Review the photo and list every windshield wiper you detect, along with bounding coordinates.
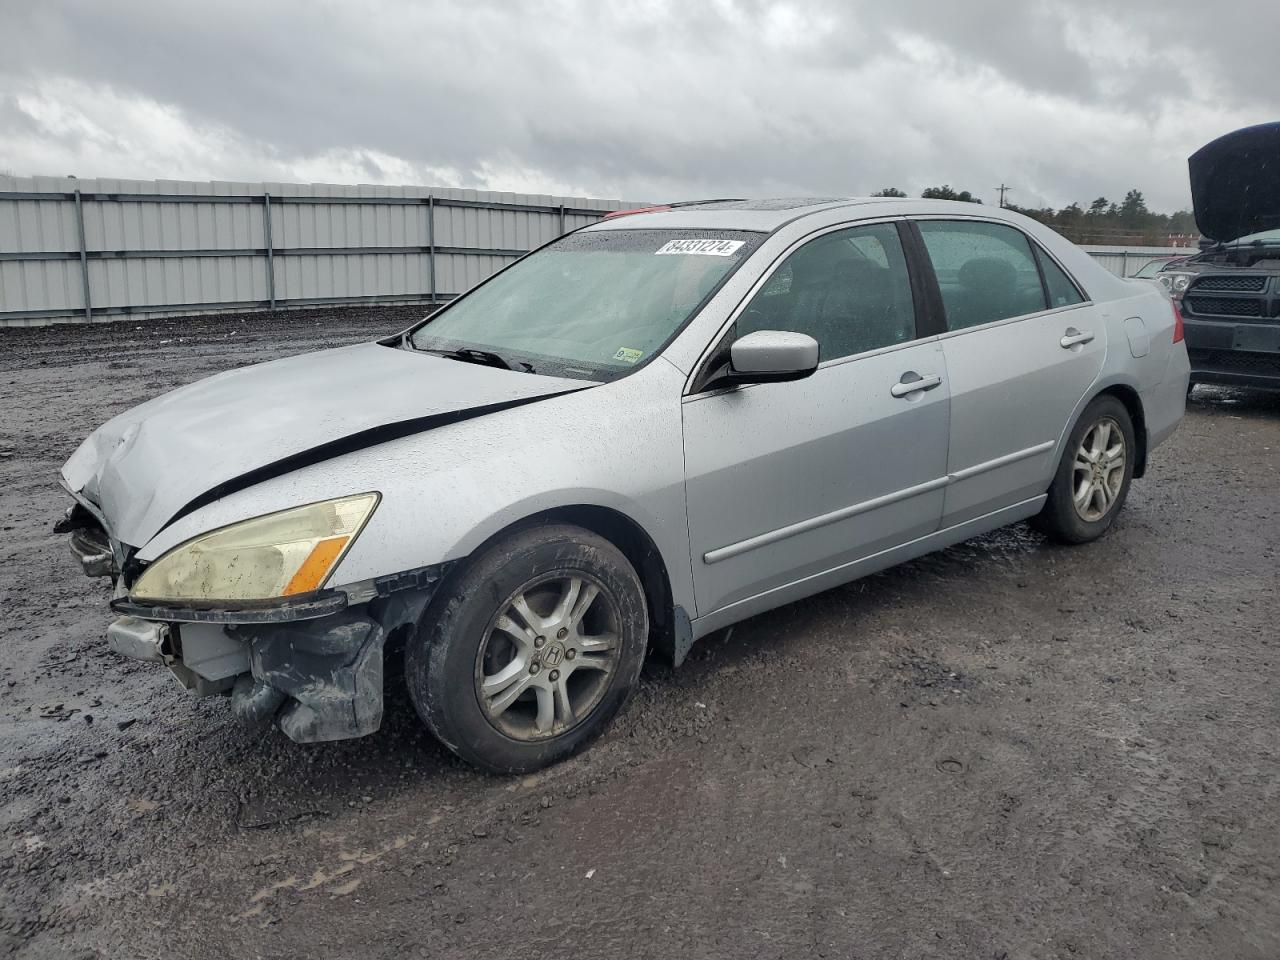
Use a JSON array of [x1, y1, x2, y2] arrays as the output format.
[[420, 346, 535, 373]]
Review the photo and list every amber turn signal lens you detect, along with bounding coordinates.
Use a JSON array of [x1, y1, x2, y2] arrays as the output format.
[[283, 536, 350, 596]]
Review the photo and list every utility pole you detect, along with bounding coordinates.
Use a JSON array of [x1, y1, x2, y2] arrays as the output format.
[[995, 183, 1011, 208]]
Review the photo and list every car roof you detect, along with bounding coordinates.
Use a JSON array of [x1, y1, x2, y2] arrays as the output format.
[[583, 197, 1011, 233], [581, 197, 1134, 304]]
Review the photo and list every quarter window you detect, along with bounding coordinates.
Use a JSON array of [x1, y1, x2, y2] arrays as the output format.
[[916, 221, 1048, 330], [1035, 246, 1086, 308], [736, 223, 916, 362]]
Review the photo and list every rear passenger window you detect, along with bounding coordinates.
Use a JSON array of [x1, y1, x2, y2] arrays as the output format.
[[1035, 247, 1086, 308], [916, 221, 1048, 330], [736, 223, 916, 362]]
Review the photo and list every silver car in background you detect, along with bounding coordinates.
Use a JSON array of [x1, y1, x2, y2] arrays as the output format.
[[59, 197, 1189, 772]]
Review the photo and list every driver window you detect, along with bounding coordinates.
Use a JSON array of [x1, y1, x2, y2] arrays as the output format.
[[735, 223, 917, 362]]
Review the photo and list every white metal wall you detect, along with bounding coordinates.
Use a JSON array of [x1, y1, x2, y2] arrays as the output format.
[[0, 176, 638, 326], [1079, 244, 1195, 278], [1, 180, 1202, 326]]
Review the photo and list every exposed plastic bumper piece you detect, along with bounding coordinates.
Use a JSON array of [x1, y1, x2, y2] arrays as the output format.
[[235, 611, 388, 743], [105, 562, 453, 743]]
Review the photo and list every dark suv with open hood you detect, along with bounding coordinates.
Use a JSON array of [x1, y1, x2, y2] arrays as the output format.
[[1169, 123, 1280, 391]]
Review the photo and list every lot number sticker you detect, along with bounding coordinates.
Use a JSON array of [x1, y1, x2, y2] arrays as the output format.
[[655, 239, 745, 256]]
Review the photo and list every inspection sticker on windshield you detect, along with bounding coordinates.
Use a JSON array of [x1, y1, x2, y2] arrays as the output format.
[[613, 347, 644, 364], [655, 238, 745, 256]]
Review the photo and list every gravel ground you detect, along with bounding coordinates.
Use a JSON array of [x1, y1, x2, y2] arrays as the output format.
[[1, 307, 1278, 959]]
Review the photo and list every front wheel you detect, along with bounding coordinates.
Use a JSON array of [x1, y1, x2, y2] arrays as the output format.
[[1032, 395, 1136, 544], [405, 523, 648, 773]]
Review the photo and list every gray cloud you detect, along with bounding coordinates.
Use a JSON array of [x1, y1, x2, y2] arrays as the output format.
[[2, 0, 1277, 211]]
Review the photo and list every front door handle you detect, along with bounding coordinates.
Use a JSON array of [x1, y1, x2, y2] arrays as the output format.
[[891, 372, 943, 398], [1060, 328, 1095, 349]]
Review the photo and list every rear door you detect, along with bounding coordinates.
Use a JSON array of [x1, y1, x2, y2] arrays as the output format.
[[682, 221, 950, 617], [912, 219, 1105, 526]]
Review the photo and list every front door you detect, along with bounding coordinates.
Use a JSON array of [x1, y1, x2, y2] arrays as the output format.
[[682, 221, 951, 617]]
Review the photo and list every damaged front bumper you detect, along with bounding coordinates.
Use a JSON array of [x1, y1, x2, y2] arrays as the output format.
[[61, 499, 451, 743], [101, 564, 450, 742]]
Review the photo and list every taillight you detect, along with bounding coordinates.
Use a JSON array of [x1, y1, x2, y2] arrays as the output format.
[[601, 205, 672, 220], [1172, 300, 1185, 343]]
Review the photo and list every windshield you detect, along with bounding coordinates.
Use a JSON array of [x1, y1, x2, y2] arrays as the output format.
[[408, 228, 762, 380], [1226, 228, 1280, 246]]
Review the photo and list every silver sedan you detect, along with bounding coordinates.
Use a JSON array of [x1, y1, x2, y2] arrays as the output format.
[[60, 198, 1189, 772]]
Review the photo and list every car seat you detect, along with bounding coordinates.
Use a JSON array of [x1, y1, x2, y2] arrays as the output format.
[[955, 257, 1020, 328]]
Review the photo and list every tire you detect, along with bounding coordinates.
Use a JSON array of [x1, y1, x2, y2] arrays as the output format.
[[405, 523, 648, 773], [1032, 395, 1136, 545]]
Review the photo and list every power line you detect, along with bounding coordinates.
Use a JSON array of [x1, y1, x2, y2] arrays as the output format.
[[995, 183, 1011, 207]]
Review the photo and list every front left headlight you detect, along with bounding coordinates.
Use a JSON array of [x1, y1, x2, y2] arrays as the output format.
[[1157, 272, 1194, 298], [132, 492, 380, 604]]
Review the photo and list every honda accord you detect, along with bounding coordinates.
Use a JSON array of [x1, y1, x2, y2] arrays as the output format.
[[59, 197, 1189, 772]]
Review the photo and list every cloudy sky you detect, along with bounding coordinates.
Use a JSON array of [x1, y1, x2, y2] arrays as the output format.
[[2, 0, 1276, 212]]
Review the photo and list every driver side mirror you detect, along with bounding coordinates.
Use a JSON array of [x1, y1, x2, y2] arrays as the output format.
[[723, 330, 820, 385]]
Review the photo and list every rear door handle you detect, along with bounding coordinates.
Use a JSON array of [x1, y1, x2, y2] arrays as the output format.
[[1060, 328, 1095, 348], [891, 372, 943, 398]]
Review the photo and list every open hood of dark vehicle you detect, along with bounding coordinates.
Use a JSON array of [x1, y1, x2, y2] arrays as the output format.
[[1189, 122, 1280, 243]]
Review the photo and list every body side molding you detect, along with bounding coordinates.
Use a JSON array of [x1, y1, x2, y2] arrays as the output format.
[[703, 440, 1055, 564]]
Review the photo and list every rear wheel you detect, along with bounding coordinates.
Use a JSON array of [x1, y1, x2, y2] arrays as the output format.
[[1033, 395, 1136, 544], [405, 523, 648, 773]]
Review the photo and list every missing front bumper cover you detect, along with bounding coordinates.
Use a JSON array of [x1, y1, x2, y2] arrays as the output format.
[[102, 562, 452, 743], [232, 576, 444, 742]]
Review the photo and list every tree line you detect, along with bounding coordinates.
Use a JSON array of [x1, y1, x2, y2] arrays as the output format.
[[870, 186, 1199, 246]]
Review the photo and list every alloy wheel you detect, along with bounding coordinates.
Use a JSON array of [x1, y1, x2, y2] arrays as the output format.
[[474, 573, 622, 741], [1071, 416, 1126, 522]]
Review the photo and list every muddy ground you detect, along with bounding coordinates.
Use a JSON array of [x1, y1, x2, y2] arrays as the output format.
[[1, 307, 1278, 959]]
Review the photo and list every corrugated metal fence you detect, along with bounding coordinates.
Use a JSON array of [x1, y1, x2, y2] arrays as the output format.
[[0, 177, 1200, 326], [0, 176, 640, 326], [1078, 245, 1195, 278]]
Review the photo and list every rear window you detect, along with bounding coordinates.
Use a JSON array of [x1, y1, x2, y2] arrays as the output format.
[[917, 220, 1048, 330]]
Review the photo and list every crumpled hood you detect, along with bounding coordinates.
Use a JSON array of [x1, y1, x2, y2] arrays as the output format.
[[62, 342, 582, 546], [1189, 122, 1280, 242]]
